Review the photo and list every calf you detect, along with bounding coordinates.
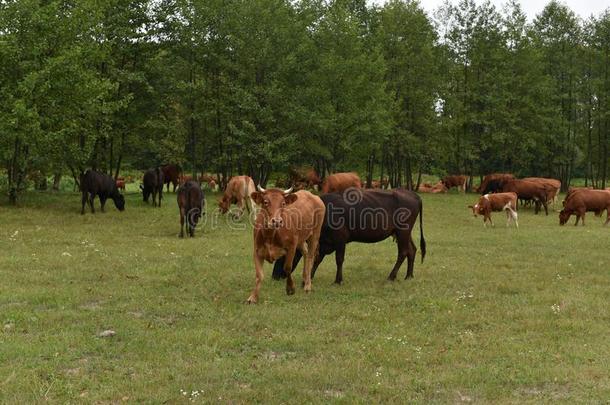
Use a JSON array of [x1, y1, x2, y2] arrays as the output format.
[[218, 175, 256, 219], [418, 181, 448, 193], [273, 189, 426, 284], [559, 189, 610, 226], [141, 167, 164, 207], [441, 175, 467, 192], [161, 164, 182, 192], [321, 172, 362, 194], [177, 181, 205, 237], [80, 170, 125, 214], [502, 180, 550, 215], [469, 192, 518, 227], [247, 187, 325, 304]]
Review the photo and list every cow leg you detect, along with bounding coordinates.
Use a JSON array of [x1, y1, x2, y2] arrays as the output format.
[[405, 237, 417, 279], [100, 196, 107, 212], [152, 191, 156, 207], [574, 215, 580, 226], [89, 193, 95, 213], [247, 253, 265, 304], [158, 188, 163, 207], [284, 248, 296, 295], [173, 181, 177, 193], [543, 201, 548, 216], [300, 242, 312, 292], [81, 192, 87, 215], [311, 252, 326, 280], [179, 208, 185, 238], [605, 211, 610, 226], [581, 213, 585, 226], [334, 244, 345, 284], [388, 235, 408, 281]]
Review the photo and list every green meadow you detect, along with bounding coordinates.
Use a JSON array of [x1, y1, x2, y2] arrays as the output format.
[[1, 188, 609, 403]]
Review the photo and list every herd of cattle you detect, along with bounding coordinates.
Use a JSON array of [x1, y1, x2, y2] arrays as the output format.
[[77, 165, 608, 302]]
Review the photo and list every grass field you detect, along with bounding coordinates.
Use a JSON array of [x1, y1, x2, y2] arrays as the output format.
[[1, 187, 609, 403]]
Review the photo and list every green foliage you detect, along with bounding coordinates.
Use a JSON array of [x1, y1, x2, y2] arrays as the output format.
[[1, 0, 610, 202]]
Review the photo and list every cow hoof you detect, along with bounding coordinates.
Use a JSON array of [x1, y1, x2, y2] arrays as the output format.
[[246, 296, 257, 304], [286, 287, 295, 295]]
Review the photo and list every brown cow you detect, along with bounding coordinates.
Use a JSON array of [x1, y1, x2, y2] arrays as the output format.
[[247, 187, 325, 304], [469, 192, 518, 227], [218, 175, 256, 219], [477, 173, 515, 194], [115, 177, 126, 191], [418, 181, 448, 193], [441, 175, 467, 192], [502, 179, 550, 215], [321, 172, 362, 194], [522, 177, 561, 205], [559, 189, 610, 226], [161, 164, 182, 192]]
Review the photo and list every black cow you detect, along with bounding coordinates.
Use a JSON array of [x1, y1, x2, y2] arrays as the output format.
[[272, 188, 426, 283], [162, 164, 182, 193], [80, 170, 125, 215], [177, 181, 205, 238], [140, 167, 164, 207]]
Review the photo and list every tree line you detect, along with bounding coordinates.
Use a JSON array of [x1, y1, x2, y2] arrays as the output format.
[[1, 0, 609, 204]]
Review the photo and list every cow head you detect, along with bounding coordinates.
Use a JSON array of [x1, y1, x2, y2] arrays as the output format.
[[558, 209, 571, 225], [251, 186, 297, 229], [114, 193, 125, 211], [468, 204, 480, 217], [218, 195, 231, 214]]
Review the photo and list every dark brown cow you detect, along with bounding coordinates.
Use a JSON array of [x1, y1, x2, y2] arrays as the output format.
[[273, 188, 426, 283], [177, 181, 205, 237], [247, 187, 325, 304], [502, 179, 550, 215], [469, 192, 518, 227], [321, 172, 362, 194], [141, 167, 164, 207], [441, 175, 467, 192], [288, 166, 321, 189], [218, 175, 256, 219], [161, 164, 182, 192], [80, 170, 125, 214], [477, 173, 515, 194], [559, 189, 610, 226]]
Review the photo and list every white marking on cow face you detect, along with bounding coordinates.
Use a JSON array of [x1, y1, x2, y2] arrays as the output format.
[[473, 204, 479, 217]]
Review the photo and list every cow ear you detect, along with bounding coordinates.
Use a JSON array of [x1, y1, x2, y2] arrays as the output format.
[[251, 191, 264, 205], [284, 193, 298, 205]]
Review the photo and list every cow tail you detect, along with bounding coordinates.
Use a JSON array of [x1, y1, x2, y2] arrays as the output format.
[[419, 197, 426, 263]]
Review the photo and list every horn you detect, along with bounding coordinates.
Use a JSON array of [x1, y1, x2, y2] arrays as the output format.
[[283, 186, 294, 194], [257, 184, 266, 192]]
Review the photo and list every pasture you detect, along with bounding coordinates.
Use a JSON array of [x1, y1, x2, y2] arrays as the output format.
[[1, 189, 609, 403]]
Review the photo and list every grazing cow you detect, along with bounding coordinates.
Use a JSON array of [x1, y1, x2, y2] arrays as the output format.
[[218, 175, 256, 218], [177, 181, 205, 237], [418, 181, 448, 193], [441, 175, 467, 192], [115, 177, 126, 191], [161, 164, 182, 192], [288, 166, 321, 189], [272, 188, 426, 284], [478, 173, 515, 194], [522, 177, 561, 205], [199, 173, 218, 190], [559, 189, 610, 226], [140, 167, 164, 207], [80, 170, 125, 215], [469, 192, 518, 227], [502, 179, 550, 215], [321, 172, 362, 194], [247, 187, 325, 304]]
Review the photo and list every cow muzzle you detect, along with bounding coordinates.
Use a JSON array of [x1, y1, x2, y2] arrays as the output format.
[[269, 217, 284, 229]]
